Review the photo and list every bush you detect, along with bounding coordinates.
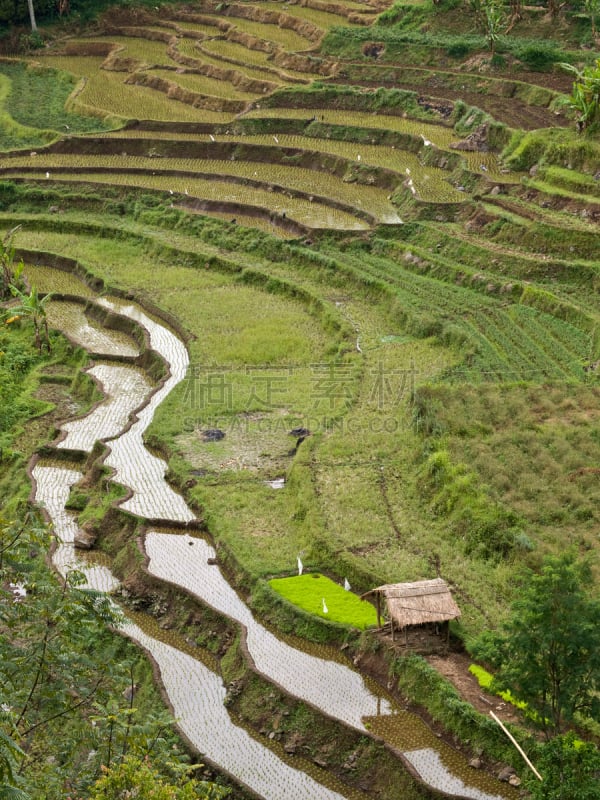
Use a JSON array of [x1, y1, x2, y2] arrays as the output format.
[[446, 41, 474, 59], [516, 44, 561, 71], [87, 755, 228, 800]]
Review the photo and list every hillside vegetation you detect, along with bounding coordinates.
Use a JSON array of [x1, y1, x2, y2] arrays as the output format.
[[0, 0, 599, 795]]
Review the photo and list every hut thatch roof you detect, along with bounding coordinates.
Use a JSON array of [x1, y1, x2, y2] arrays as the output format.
[[362, 578, 460, 629]]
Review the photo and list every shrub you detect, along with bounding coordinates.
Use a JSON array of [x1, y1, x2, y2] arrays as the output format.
[[516, 44, 561, 71], [446, 41, 473, 59]]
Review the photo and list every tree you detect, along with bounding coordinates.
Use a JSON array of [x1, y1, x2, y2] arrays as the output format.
[[0, 729, 29, 800], [4, 286, 53, 354], [547, 0, 565, 18], [87, 755, 229, 800], [560, 59, 600, 131], [477, 554, 600, 736], [26, 0, 37, 31], [481, 0, 506, 55], [0, 228, 24, 301], [584, 0, 600, 38], [523, 733, 600, 800]]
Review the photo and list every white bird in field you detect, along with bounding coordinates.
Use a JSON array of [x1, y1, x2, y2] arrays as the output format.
[[344, 578, 351, 591], [273, 135, 279, 143], [357, 154, 361, 161], [420, 133, 431, 146], [169, 189, 174, 195], [297, 556, 303, 576], [209, 134, 215, 142], [9, 582, 27, 600], [45, 171, 50, 178], [405, 167, 410, 176], [322, 598, 328, 614]]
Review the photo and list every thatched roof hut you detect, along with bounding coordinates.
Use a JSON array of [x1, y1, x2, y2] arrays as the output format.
[[362, 578, 461, 642]]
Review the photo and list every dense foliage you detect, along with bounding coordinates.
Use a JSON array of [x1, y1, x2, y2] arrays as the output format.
[[473, 553, 600, 736], [523, 733, 600, 800], [85, 755, 228, 800]]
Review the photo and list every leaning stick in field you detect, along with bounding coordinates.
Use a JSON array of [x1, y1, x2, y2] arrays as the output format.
[[489, 710, 543, 781]]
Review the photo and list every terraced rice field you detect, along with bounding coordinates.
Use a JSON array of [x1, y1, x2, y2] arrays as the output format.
[[3, 1, 600, 797], [38, 54, 234, 121], [196, 38, 318, 79], [204, 17, 318, 51], [146, 67, 259, 100], [83, 35, 177, 65], [45, 300, 140, 357], [259, 2, 365, 29], [4, 171, 371, 228], [173, 40, 287, 84], [28, 273, 515, 800]]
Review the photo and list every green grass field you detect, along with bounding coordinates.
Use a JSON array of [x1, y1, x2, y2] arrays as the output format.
[[269, 573, 379, 629]]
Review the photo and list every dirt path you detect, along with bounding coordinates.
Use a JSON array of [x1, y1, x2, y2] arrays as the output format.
[[426, 651, 522, 727]]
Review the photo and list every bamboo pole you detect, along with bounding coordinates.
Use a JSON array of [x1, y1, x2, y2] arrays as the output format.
[[489, 711, 543, 781]]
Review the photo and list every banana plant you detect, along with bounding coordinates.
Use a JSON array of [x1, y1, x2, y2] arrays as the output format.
[[560, 59, 600, 130], [4, 286, 53, 354], [0, 229, 24, 302]]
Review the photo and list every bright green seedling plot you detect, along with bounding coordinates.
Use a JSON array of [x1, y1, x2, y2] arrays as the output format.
[[469, 664, 528, 711], [269, 574, 379, 629]]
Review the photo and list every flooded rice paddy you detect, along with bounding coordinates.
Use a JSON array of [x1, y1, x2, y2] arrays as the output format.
[[58, 362, 150, 452], [33, 462, 121, 594], [32, 462, 350, 799], [145, 530, 392, 731], [46, 299, 140, 356], [29, 268, 514, 800]]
